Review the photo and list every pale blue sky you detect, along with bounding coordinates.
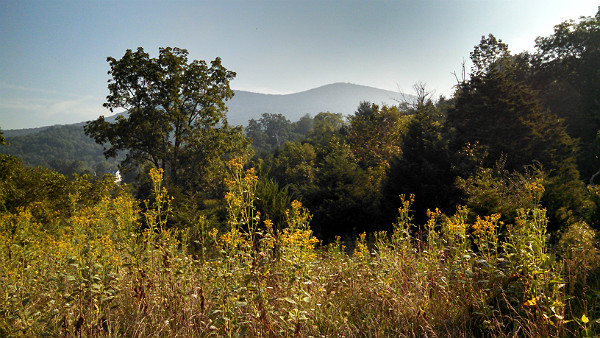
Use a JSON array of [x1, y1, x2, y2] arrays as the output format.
[[1, 0, 598, 129]]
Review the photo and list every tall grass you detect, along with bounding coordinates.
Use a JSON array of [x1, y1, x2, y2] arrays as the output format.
[[0, 163, 599, 337]]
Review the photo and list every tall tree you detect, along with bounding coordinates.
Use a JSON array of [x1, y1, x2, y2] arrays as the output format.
[[447, 35, 578, 174], [305, 112, 345, 147], [528, 8, 600, 182], [383, 99, 459, 225], [307, 137, 378, 239], [85, 47, 248, 191], [346, 102, 407, 170], [292, 114, 315, 136], [447, 35, 584, 229]]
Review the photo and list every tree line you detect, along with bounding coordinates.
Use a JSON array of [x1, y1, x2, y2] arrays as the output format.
[[0, 124, 120, 177]]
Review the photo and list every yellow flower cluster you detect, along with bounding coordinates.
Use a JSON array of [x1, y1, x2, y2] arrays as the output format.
[[263, 218, 274, 231], [525, 179, 545, 204], [227, 157, 245, 171], [149, 167, 164, 184], [446, 218, 466, 233], [425, 208, 442, 231], [446, 206, 469, 235], [472, 213, 502, 238], [285, 200, 312, 232], [397, 194, 415, 215], [525, 180, 545, 194], [224, 158, 259, 230], [291, 200, 303, 210], [243, 168, 258, 184], [280, 228, 319, 263], [353, 232, 369, 259], [218, 228, 249, 254]]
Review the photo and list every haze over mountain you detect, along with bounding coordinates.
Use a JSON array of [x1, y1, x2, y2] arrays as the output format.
[[1, 82, 409, 173], [4, 82, 407, 136], [226, 82, 406, 125]]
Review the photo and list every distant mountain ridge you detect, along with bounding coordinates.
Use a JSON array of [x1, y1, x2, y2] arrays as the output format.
[[227, 82, 405, 125], [1, 82, 408, 173], [4, 82, 407, 137]]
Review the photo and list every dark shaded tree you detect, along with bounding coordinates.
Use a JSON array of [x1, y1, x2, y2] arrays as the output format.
[[528, 8, 600, 182], [448, 35, 585, 230], [292, 114, 315, 136], [306, 137, 379, 240], [447, 35, 578, 174], [305, 112, 345, 147], [246, 119, 270, 154], [383, 99, 459, 225], [270, 141, 317, 195]]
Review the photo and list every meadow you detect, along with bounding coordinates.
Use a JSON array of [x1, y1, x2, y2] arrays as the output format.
[[1, 160, 599, 337]]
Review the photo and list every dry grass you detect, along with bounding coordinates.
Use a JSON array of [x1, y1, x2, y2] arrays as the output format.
[[0, 165, 598, 337]]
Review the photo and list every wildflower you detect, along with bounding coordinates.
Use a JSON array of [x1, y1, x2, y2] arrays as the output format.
[[291, 200, 302, 210], [525, 180, 545, 194], [243, 168, 258, 183], [472, 213, 502, 238], [264, 219, 274, 231], [353, 232, 369, 259], [525, 179, 545, 203], [227, 157, 244, 171], [522, 297, 537, 307], [148, 167, 164, 184], [446, 217, 466, 234], [425, 208, 442, 231]]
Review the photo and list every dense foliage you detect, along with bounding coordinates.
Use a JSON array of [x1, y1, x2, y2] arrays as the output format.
[[1, 8, 600, 337], [0, 124, 119, 177], [84, 47, 250, 195], [0, 156, 599, 337]]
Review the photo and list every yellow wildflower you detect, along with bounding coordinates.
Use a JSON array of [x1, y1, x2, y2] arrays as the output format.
[[522, 297, 537, 307], [227, 157, 244, 171], [472, 213, 502, 238], [264, 219, 273, 231], [425, 208, 442, 231], [149, 167, 164, 184], [291, 200, 302, 210]]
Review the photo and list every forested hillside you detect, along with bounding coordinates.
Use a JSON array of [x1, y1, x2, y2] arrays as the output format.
[[0, 83, 401, 177], [1, 124, 119, 177], [1, 9, 600, 338]]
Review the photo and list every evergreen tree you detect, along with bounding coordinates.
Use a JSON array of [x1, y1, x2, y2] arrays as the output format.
[[529, 8, 600, 182], [448, 35, 585, 229], [383, 100, 459, 225]]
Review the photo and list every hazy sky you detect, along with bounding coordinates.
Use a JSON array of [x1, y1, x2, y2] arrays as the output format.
[[1, 0, 598, 129]]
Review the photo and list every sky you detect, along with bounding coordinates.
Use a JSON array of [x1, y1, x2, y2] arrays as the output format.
[[1, 0, 598, 130]]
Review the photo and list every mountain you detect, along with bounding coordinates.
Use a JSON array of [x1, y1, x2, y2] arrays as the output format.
[[3, 122, 86, 138], [1, 83, 408, 172], [226, 82, 405, 125], [3, 82, 406, 137], [1, 123, 120, 176]]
